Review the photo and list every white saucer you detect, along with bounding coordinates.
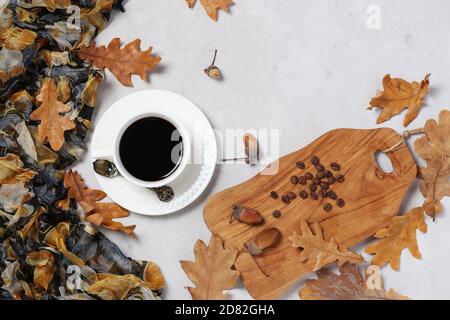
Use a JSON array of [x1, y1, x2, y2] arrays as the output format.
[[90, 90, 217, 215]]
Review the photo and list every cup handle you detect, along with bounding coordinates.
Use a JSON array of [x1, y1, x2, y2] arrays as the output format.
[[92, 148, 114, 162]]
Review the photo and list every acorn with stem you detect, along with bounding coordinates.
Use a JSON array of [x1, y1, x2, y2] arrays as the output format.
[[205, 49, 222, 79]]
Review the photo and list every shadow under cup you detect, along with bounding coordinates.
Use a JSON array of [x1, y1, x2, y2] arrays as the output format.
[[118, 116, 184, 183]]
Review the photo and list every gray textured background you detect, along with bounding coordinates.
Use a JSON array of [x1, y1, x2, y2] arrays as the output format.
[[5, 0, 450, 299]]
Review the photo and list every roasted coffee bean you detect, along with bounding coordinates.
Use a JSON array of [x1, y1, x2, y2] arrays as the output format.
[[318, 189, 328, 198], [330, 162, 341, 171], [272, 210, 282, 218], [336, 174, 345, 183], [299, 190, 308, 199], [336, 198, 345, 207], [282, 195, 290, 204], [290, 176, 299, 184], [324, 170, 332, 178], [315, 164, 325, 171], [305, 172, 313, 180], [298, 176, 307, 185], [270, 191, 278, 199], [316, 171, 325, 179], [327, 177, 336, 184], [309, 184, 318, 192], [310, 192, 319, 200], [296, 161, 305, 169], [311, 156, 320, 165], [312, 178, 321, 185], [320, 182, 330, 190], [323, 203, 332, 212], [328, 190, 337, 200], [287, 192, 296, 200]]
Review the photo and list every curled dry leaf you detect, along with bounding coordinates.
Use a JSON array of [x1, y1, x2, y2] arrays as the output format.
[[0, 26, 37, 50], [368, 74, 430, 126], [87, 274, 154, 300], [186, 0, 234, 21], [365, 207, 427, 271], [144, 261, 165, 292], [0, 153, 37, 184], [245, 228, 281, 256], [180, 235, 239, 300], [64, 170, 135, 236], [414, 109, 450, 218], [77, 38, 161, 87], [30, 78, 76, 151], [299, 263, 409, 300], [289, 221, 363, 271], [26, 250, 56, 290]]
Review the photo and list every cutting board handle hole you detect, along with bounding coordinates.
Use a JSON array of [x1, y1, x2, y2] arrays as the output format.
[[375, 150, 394, 174]]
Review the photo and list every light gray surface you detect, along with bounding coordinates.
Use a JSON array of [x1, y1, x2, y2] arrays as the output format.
[[69, 0, 450, 299]]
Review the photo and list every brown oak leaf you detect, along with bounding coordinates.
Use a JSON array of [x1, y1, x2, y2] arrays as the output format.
[[76, 38, 161, 87], [414, 110, 450, 218], [289, 221, 363, 271], [365, 207, 427, 271], [0, 153, 37, 185], [30, 78, 76, 151], [64, 170, 135, 236], [299, 263, 409, 300], [368, 74, 430, 126], [180, 235, 239, 300], [64, 170, 106, 213], [186, 0, 234, 21]]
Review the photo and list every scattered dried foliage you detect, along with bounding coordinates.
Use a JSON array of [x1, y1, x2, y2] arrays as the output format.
[[414, 109, 450, 218], [77, 38, 161, 87], [180, 235, 239, 300], [368, 74, 430, 126], [365, 207, 427, 271], [289, 221, 363, 271], [299, 263, 409, 300]]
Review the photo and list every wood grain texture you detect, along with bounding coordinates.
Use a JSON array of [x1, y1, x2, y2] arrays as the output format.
[[203, 128, 417, 299]]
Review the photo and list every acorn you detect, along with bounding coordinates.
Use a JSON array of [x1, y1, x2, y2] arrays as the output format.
[[245, 228, 282, 256], [230, 204, 264, 225], [204, 49, 222, 79]]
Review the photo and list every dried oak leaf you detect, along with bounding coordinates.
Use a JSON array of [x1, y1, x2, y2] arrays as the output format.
[[414, 109, 450, 218], [76, 38, 161, 87], [30, 78, 76, 151], [368, 74, 430, 126], [64, 169, 106, 213], [0, 153, 37, 184], [365, 207, 427, 271], [289, 221, 363, 271], [64, 170, 135, 236], [180, 235, 239, 300], [186, 0, 234, 21], [299, 263, 409, 300], [26, 250, 56, 290]]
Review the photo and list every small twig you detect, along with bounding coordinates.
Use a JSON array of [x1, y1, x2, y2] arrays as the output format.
[[211, 49, 218, 66], [381, 127, 426, 153]]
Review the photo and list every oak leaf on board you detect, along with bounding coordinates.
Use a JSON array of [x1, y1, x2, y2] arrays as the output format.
[[186, 0, 234, 21], [368, 74, 430, 126], [30, 78, 76, 151], [26, 250, 56, 290], [289, 221, 363, 271], [64, 170, 135, 236], [180, 235, 239, 300], [76, 38, 161, 87], [414, 109, 450, 218], [365, 207, 427, 271], [299, 263, 409, 300]]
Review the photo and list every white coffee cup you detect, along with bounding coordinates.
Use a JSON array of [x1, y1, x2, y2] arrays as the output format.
[[92, 111, 191, 189]]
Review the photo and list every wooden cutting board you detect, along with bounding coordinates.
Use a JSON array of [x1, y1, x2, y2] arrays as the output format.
[[203, 128, 417, 300]]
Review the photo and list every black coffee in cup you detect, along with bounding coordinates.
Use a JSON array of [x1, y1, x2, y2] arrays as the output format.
[[119, 117, 183, 182]]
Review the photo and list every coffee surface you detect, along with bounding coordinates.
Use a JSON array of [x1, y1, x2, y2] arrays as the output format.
[[119, 117, 183, 181]]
